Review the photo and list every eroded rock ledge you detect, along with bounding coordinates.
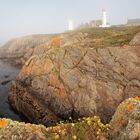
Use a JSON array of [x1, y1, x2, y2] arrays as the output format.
[[0, 116, 110, 140], [8, 30, 140, 126]]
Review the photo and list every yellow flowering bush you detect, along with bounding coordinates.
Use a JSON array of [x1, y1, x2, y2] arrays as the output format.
[[45, 116, 110, 140]]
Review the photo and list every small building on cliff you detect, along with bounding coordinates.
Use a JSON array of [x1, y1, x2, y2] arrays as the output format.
[[77, 20, 102, 29], [127, 18, 140, 26]]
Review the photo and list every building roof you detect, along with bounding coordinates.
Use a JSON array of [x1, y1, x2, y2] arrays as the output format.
[[90, 20, 102, 24], [127, 18, 140, 25]]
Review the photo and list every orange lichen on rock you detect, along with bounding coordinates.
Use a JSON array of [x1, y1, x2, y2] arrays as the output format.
[[127, 102, 134, 111], [135, 97, 140, 101], [26, 125, 37, 133], [59, 89, 67, 99], [52, 37, 60, 43], [19, 66, 31, 78], [50, 37, 61, 48], [118, 112, 123, 115], [110, 97, 140, 139], [117, 119, 123, 126], [0, 119, 8, 129]]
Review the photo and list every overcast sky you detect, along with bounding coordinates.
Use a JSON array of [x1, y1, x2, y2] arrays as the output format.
[[0, 0, 140, 45]]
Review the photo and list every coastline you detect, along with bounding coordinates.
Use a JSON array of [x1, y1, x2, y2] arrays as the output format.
[[0, 60, 26, 121]]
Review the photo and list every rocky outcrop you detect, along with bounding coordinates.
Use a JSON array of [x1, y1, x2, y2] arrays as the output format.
[[0, 35, 54, 66], [0, 117, 109, 140], [109, 97, 140, 140], [1, 26, 140, 66], [0, 118, 47, 140], [8, 29, 140, 126]]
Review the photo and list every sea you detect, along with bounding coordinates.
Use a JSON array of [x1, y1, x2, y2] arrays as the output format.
[[0, 60, 25, 121]]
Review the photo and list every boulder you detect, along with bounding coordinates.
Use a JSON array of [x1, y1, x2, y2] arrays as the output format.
[[110, 97, 140, 140], [8, 33, 140, 126]]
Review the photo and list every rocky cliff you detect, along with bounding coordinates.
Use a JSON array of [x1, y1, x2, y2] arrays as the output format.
[[0, 26, 140, 66], [8, 26, 140, 127], [0, 34, 54, 66]]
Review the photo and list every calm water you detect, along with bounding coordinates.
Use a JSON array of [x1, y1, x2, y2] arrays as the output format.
[[0, 60, 24, 121]]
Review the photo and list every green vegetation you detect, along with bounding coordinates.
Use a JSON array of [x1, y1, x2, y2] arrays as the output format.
[[73, 26, 140, 48], [45, 116, 110, 140]]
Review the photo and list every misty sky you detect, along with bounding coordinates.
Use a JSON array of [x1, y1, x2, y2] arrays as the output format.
[[0, 0, 140, 45]]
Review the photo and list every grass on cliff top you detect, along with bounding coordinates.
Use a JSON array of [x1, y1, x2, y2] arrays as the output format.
[[72, 25, 140, 48]]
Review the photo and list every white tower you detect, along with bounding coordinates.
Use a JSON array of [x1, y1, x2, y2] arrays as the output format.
[[102, 9, 107, 27], [101, 9, 110, 27], [68, 20, 74, 31]]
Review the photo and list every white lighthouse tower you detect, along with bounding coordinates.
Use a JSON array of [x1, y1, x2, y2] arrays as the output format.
[[68, 20, 74, 31], [101, 9, 110, 27]]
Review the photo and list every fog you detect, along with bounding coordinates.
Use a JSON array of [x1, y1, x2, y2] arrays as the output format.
[[0, 0, 140, 46]]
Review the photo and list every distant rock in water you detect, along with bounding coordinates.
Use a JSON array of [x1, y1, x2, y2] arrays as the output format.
[[4, 75, 9, 78], [1, 80, 11, 85], [8, 28, 140, 126]]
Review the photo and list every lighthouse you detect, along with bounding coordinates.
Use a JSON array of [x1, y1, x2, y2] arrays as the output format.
[[68, 20, 74, 31], [101, 9, 110, 27], [102, 9, 107, 27]]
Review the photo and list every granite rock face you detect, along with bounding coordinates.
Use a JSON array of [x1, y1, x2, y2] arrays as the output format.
[[110, 97, 140, 140], [8, 30, 140, 126]]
